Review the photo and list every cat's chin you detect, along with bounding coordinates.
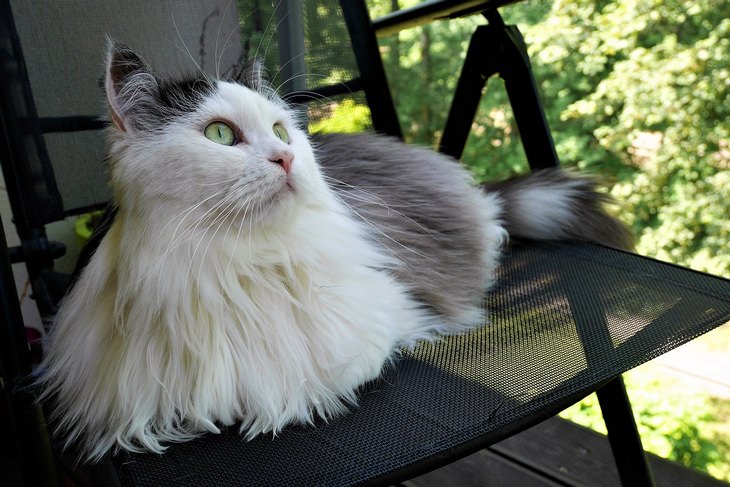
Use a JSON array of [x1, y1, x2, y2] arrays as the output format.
[[278, 174, 298, 199], [254, 179, 301, 223], [282, 174, 296, 193]]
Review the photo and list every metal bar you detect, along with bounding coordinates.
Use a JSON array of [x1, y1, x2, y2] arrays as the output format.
[[493, 12, 559, 169], [275, 0, 306, 95], [597, 376, 656, 487], [373, 0, 519, 37], [438, 25, 498, 159], [37, 116, 107, 133], [285, 78, 365, 105], [438, 10, 559, 168], [0, 216, 58, 486], [340, 0, 402, 138], [0, 0, 64, 229], [276, 0, 308, 121]]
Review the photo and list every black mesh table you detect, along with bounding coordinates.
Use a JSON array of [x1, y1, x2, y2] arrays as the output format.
[[106, 241, 730, 486]]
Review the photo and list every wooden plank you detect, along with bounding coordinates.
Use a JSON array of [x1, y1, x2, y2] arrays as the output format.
[[404, 417, 727, 487], [493, 417, 727, 487], [401, 447, 565, 487]]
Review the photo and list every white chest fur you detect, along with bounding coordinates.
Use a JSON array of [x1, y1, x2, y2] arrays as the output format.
[[40, 194, 438, 458]]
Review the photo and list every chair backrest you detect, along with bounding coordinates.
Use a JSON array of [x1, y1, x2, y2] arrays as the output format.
[[1, 0, 397, 229], [237, 1, 401, 137], [1, 0, 242, 228]]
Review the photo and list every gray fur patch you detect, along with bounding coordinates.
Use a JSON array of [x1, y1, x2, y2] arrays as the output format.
[[315, 133, 634, 324], [314, 133, 494, 324]]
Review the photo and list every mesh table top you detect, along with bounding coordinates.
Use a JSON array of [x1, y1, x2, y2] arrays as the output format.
[[111, 241, 730, 486]]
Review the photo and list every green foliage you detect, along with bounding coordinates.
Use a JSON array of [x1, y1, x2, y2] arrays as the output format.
[[369, 0, 729, 277], [560, 374, 730, 481], [543, 1, 730, 275], [309, 99, 372, 133]]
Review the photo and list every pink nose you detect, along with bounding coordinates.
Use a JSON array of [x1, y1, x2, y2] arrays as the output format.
[[269, 150, 293, 174]]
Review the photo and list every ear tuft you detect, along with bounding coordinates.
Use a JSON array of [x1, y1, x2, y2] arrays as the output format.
[[231, 58, 265, 93], [107, 41, 150, 91], [104, 39, 158, 132]]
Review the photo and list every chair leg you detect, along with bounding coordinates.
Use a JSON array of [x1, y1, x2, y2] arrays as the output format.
[[0, 218, 58, 486], [492, 13, 559, 170], [439, 9, 559, 170], [438, 24, 497, 159], [340, 0, 403, 138], [596, 376, 655, 487]]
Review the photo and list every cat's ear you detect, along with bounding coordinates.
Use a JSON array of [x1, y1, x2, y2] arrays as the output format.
[[104, 40, 158, 132], [237, 59, 265, 92]]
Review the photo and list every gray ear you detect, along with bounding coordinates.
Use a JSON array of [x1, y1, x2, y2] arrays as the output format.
[[228, 58, 265, 92], [104, 40, 158, 131]]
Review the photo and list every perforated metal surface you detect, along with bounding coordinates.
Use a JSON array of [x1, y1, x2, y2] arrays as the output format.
[[112, 241, 730, 486]]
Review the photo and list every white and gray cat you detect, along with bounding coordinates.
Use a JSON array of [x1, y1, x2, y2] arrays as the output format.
[[36, 42, 631, 461]]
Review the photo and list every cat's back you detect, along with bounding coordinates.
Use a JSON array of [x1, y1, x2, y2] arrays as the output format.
[[313, 132, 506, 326], [314, 132, 472, 196]]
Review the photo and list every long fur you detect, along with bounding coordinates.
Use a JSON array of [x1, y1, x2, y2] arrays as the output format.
[[36, 42, 631, 461]]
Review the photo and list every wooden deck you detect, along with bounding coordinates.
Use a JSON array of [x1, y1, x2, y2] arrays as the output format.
[[402, 417, 728, 486]]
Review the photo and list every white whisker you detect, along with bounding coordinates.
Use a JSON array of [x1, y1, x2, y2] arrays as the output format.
[[214, 0, 235, 80], [169, 14, 213, 85], [184, 189, 244, 295], [272, 51, 308, 85], [316, 187, 434, 262], [284, 91, 339, 107], [253, 0, 283, 62], [322, 175, 437, 237], [194, 188, 245, 290], [224, 190, 261, 280], [261, 6, 291, 67]]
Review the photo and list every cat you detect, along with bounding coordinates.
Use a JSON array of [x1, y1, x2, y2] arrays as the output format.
[[35, 41, 632, 462]]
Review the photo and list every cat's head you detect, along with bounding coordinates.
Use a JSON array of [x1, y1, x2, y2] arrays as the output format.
[[103, 40, 322, 227]]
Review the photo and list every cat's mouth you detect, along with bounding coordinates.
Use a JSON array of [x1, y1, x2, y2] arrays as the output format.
[[282, 172, 296, 193], [251, 178, 297, 221], [266, 176, 295, 206]]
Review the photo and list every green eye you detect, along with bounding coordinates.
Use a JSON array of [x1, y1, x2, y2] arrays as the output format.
[[204, 121, 235, 146], [273, 123, 289, 144]]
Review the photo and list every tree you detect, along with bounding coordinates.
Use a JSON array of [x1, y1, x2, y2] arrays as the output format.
[[371, 0, 729, 276], [519, 0, 729, 275]]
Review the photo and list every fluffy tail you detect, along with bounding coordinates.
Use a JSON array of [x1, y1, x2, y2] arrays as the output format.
[[485, 168, 634, 250]]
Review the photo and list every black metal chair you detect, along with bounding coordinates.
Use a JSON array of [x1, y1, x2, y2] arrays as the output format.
[[1, 1, 729, 485]]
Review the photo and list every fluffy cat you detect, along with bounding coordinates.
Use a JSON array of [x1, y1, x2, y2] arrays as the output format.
[[36, 41, 631, 461]]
